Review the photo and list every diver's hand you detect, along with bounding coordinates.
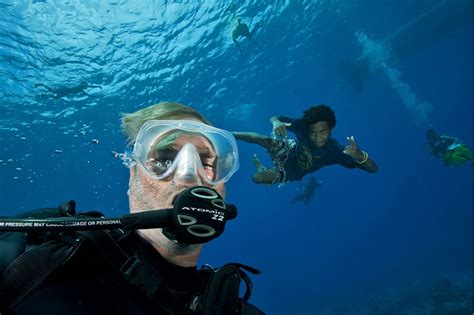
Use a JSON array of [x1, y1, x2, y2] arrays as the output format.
[[343, 136, 364, 160], [272, 120, 291, 138]]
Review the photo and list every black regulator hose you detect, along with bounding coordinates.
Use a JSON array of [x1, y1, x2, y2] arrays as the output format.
[[0, 186, 237, 244]]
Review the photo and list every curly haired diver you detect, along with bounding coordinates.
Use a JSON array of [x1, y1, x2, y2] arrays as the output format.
[[233, 104, 378, 185]]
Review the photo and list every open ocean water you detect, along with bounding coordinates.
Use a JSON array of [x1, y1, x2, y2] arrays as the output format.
[[1, 1, 472, 314]]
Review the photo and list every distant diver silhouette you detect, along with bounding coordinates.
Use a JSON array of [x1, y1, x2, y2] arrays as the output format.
[[426, 128, 474, 167], [290, 177, 322, 205], [232, 18, 262, 56], [35, 81, 102, 99]]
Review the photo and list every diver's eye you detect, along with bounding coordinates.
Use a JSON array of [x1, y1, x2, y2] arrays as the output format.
[[153, 159, 173, 167], [202, 161, 214, 170], [148, 159, 173, 175]]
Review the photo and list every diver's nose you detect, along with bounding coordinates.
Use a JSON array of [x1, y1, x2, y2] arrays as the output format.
[[172, 143, 203, 185]]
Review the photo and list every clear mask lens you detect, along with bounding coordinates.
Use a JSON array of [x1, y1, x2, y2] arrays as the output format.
[[132, 120, 239, 186]]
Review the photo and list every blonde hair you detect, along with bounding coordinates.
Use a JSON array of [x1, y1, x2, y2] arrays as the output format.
[[121, 102, 212, 144]]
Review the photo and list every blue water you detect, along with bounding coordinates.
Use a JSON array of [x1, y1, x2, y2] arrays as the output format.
[[0, 1, 472, 313]]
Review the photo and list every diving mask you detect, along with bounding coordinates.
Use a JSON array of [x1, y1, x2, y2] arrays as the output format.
[[132, 120, 239, 186]]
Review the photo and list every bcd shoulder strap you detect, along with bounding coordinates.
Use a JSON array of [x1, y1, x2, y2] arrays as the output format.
[[0, 200, 77, 273], [0, 237, 85, 310], [0, 200, 83, 310], [0, 200, 79, 276]]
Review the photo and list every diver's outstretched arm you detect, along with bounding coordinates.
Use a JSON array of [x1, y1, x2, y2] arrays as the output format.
[[440, 135, 460, 145], [232, 132, 273, 150]]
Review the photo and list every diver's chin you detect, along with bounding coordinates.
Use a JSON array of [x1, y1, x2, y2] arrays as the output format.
[[158, 230, 203, 254], [141, 228, 200, 249]]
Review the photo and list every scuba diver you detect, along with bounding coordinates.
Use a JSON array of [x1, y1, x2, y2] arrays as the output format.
[[232, 18, 262, 56], [34, 80, 102, 99], [0, 102, 264, 314], [426, 128, 474, 167], [233, 104, 378, 186], [290, 176, 322, 205]]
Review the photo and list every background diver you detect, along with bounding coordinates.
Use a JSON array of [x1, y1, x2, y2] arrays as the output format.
[[290, 176, 322, 205], [233, 104, 378, 186], [426, 128, 474, 167], [232, 18, 262, 56], [35, 80, 102, 99]]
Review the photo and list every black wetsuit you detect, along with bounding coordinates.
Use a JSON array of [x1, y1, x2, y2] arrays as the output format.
[[279, 116, 362, 181], [5, 232, 201, 315]]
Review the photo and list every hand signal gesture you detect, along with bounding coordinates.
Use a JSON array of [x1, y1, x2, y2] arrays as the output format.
[[343, 136, 364, 160]]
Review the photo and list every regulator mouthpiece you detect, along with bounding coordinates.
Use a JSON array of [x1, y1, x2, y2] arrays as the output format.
[[163, 186, 237, 244]]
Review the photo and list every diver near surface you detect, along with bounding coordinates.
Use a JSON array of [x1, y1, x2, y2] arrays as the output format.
[[34, 80, 102, 99], [0, 102, 264, 314], [233, 104, 378, 186], [232, 18, 262, 56], [290, 176, 321, 205], [425, 128, 474, 167]]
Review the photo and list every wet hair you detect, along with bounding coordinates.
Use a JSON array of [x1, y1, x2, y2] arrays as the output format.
[[302, 104, 336, 129], [121, 101, 212, 145]]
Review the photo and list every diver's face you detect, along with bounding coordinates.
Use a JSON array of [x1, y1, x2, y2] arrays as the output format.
[[129, 118, 225, 213], [127, 117, 225, 253], [308, 121, 331, 148]]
